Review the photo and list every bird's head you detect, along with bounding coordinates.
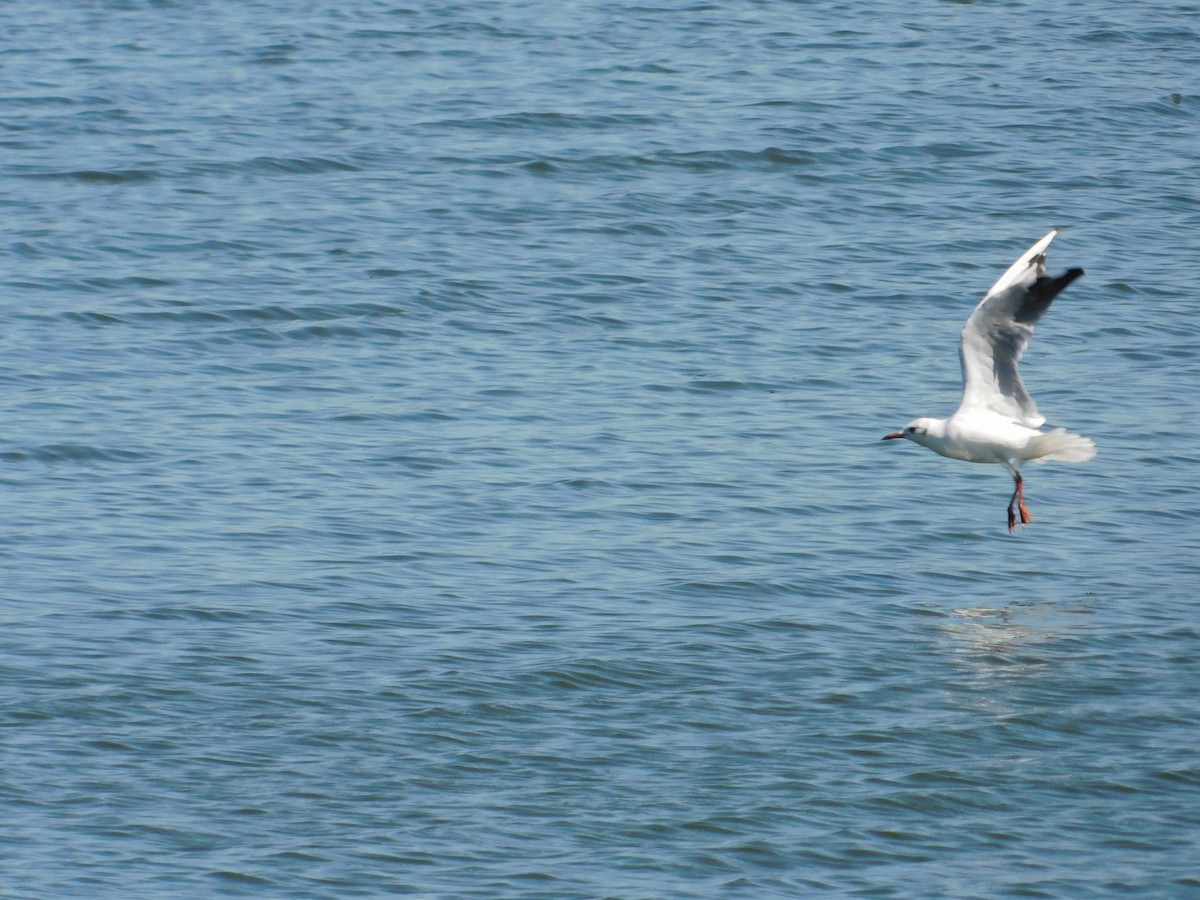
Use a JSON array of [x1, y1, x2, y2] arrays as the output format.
[[882, 417, 941, 447]]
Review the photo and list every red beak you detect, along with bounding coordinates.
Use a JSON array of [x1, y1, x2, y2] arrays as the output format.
[[882, 432, 904, 440]]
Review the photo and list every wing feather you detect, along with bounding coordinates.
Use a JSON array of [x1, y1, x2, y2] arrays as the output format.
[[956, 230, 1083, 427]]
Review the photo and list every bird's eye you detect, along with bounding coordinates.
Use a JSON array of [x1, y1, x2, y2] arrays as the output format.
[[906, 426, 915, 433]]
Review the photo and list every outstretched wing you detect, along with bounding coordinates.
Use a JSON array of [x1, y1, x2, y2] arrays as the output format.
[[957, 229, 1084, 427]]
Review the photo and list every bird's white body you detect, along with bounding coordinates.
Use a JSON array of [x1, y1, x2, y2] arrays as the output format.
[[903, 411, 1094, 470], [905, 413, 1035, 465], [884, 229, 1095, 531]]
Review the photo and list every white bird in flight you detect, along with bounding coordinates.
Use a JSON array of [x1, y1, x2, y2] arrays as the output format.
[[883, 229, 1095, 532]]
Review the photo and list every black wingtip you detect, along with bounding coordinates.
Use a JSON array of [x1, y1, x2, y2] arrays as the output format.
[[1017, 268, 1084, 324]]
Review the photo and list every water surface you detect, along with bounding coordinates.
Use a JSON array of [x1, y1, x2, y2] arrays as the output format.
[[2, 1, 1199, 896]]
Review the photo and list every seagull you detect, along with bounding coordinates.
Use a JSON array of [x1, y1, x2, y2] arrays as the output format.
[[883, 229, 1095, 532]]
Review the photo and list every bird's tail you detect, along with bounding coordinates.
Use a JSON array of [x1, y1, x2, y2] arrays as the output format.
[[1029, 427, 1097, 463]]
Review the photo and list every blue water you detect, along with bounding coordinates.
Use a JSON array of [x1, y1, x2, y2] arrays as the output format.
[[3, 2, 1199, 896]]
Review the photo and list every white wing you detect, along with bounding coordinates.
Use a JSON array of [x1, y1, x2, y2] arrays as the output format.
[[957, 229, 1083, 427]]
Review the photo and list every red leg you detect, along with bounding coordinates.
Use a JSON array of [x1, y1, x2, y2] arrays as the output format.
[[1007, 473, 1027, 533]]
